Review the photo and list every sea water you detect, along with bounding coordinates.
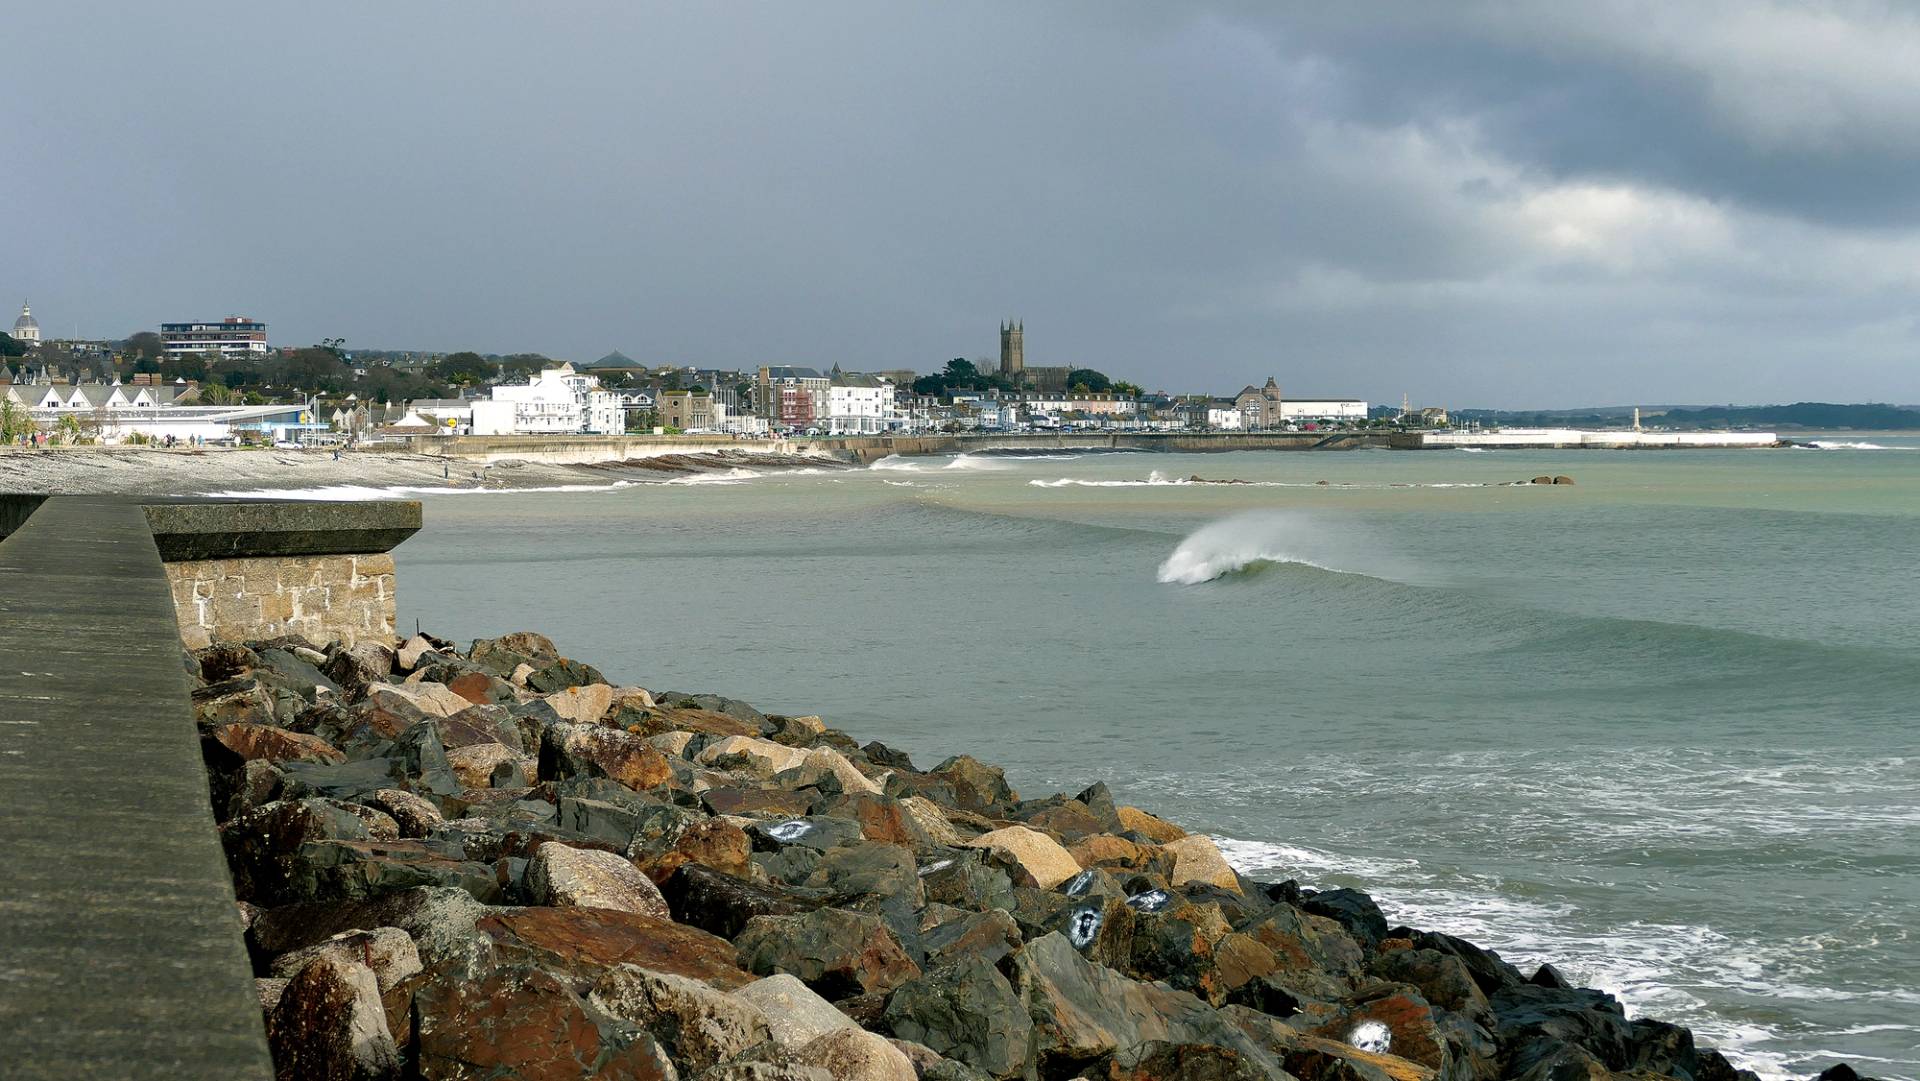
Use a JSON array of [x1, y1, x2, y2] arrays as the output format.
[[396, 439, 1920, 1079]]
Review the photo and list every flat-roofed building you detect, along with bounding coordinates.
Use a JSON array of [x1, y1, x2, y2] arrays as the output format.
[[161, 316, 268, 358]]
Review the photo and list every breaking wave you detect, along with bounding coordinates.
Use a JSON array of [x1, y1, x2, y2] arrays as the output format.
[[1031, 470, 1190, 489], [1806, 441, 1915, 451], [1155, 511, 1348, 584]]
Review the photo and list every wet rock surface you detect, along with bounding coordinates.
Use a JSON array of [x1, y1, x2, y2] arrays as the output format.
[[191, 630, 1856, 1081]]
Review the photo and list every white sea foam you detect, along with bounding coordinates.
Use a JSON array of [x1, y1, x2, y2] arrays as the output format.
[[1155, 511, 1345, 584], [868, 455, 921, 471], [660, 468, 764, 485], [1807, 441, 1915, 450], [941, 453, 1012, 471]]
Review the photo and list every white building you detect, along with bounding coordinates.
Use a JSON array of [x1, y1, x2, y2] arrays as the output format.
[[1278, 399, 1368, 422], [10, 302, 40, 344], [161, 316, 268, 357], [470, 363, 624, 435], [1206, 406, 1245, 430], [826, 374, 894, 434]]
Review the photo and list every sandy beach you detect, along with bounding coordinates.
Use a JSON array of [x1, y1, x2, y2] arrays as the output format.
[[0, 446, 845, 498]]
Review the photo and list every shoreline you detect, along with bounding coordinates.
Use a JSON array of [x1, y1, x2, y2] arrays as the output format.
[[198, 626, 1888, 1081], [0, 445, 846, 497]]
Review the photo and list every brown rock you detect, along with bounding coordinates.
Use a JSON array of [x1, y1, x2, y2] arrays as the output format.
[[528, 842, 672, 918], [735, 907, 920, 999], [587, 963, 773, 1071], [210, 723, 345, 766], [414, 963, 674, 1081], [1162, 834, 1243, 893], [270, 926, 423, 992], [794, 1027, 918, 1081], [544, 723, 675, 790], [1305, 987, 1450, 1072], [266, 954, 401, 1081], [674, 817, 752, 877], [445, 670, 511, 706], [1069, 833, 1168, 873], [479, 906, 753, 990], [1117, 805, 1187, 843], [703, 787, 814, 819], [652, 707, 760, 737], [367, 789, 444, 838]]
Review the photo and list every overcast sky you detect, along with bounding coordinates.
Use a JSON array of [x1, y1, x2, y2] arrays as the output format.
[[7, 2, 1920, 406]]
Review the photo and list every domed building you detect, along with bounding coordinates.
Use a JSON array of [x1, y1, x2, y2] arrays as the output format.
[[10, 302, 40, 344]]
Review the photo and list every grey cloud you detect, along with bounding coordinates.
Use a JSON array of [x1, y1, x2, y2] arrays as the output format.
[[2, 1, 1917, 406]]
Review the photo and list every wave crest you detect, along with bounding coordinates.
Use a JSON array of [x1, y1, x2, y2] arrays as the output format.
[[1155, 511, 1341, 584]]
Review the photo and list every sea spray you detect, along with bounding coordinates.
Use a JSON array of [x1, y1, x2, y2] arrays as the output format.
[[1155, 510, 1343, 584]]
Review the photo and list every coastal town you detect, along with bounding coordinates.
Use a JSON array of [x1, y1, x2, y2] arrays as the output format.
[[1, 304, 1387, 447]]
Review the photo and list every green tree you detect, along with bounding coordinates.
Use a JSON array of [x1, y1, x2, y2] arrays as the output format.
[[0, 334, 25, 358], [498, 354, 550, 380], [429, 351, 496, 387], [123, 331, 167, 366], [277, 348, 352, 394], [1067, 368, 1112, 393], [0, 399, 34, 441]]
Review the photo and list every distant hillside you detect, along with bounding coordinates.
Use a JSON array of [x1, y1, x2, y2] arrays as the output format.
[[1653, 402, 1920, 430], [1453, 402, 1920, 430]]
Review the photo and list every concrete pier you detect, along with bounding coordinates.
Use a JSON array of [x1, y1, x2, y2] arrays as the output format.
[[0, 495, 419, 1078], [0, 497, 274, 1079]]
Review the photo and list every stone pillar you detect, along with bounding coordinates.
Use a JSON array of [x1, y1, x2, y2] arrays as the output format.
[[136, 498, 421, 649], [165, 552, 397, 649]]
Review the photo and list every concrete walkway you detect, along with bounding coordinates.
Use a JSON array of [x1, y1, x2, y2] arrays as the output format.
[[0, 498, 271, 1078]]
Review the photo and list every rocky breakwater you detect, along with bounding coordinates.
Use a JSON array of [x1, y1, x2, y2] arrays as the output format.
[[192, 630, 1874, 1081]]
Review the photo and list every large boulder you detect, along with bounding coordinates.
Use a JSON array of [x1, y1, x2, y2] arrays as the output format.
[[251, 887, 491, 975], [1371, 948, 1491, 1025], [735, 907, 921, 999], [733, 973, 860, 1050], [793, 1027, 918, 1081], [587, 963, 773, 1071], [479, 905, 753, 990], [1116, 805, 1186, 843], [1014, 932, 1271, 1074], [964, 825, 1081, 890], [269, 926, 422, 993], [927, 755, 1015, 814], [208, 723, 345, 767], [882, 956, 1031, 1078], [1162, 835, 1243, 893], [265, 954, 401, 1081], [661, 863, 821, 940], [541, 722, 675, 791], [414, 963, 674, 1080], [1298, 889, 1389, 951], [1489, 984, 1633, 1072], [527, 841, 671, 918]]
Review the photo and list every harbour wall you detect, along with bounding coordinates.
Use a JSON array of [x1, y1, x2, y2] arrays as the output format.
[[1391, 429, 1781, 450]]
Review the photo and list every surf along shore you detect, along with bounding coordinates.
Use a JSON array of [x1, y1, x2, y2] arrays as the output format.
[[0, 444, 845, 497], [204, 627, 1883, 1081]]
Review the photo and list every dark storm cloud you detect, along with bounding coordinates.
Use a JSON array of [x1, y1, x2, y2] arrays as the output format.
[[3, 2, 1917, 406]]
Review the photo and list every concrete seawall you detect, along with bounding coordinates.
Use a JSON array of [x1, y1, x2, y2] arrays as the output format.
[[0, 494, 421, 1076], [0, 497, 276, 1078]]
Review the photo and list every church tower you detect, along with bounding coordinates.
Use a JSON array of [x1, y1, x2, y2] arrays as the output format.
[[999, 319, 1024, 378]]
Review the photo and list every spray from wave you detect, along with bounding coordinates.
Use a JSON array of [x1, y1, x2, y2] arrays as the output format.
[[1155, 511, 1346, 584], [1806, 441, 1914, 451], [1031, 470, 1189, 489]]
